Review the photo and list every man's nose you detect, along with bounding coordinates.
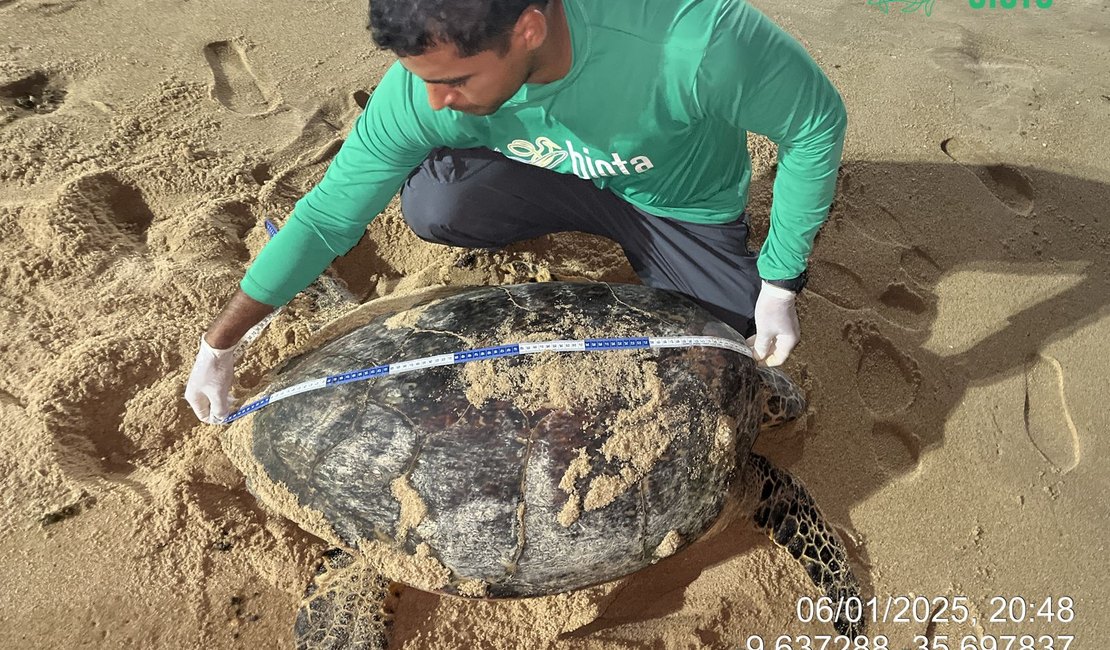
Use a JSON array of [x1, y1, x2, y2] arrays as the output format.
[[427, 85, 456, 111]]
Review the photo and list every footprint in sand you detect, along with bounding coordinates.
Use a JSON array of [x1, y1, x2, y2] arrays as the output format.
[[808, 260, 868, 311], [0, 69, 67, 125], [244, 87, 370, 212], [1023, 354, 1081, 474], [899, 246, 942, 286], [259, 151, 336, 208], [828, 171, 913, 247], [878, 282, 928, 320], [843, 321, 922, 416], [808, 259, 933, 331], [25, 171, 156, 275], [65, 171, 155, 243], [1, 0, 86, 14], [928, 27, 1041, 136], [149, 200, 255, 263], [203, 40, 274, 115], [249, 118, 335, 190], [30, 335, 168, 480], [0, 387, 24, 409], [942, 137, 1036, 217], [869, 420, 922, 476], [253, 101, 357, 204]]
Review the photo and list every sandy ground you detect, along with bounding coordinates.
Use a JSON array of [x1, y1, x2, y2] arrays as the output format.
[[1, 0, 1108, 647]]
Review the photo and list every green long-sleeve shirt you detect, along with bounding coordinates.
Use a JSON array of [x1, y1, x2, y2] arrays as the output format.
[[242, 0, 847, 306]]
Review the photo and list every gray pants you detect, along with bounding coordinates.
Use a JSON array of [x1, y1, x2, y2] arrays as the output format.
[[400, 147, 760, 337]]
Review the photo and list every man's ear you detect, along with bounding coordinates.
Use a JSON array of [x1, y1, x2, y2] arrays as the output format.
[[513, 5, 549, 51]]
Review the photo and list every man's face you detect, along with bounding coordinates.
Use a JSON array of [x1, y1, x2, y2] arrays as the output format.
[[399, 39, 535, 116]]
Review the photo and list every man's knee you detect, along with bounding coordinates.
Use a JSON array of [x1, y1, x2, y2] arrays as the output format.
[[400, 169, 467, 245]]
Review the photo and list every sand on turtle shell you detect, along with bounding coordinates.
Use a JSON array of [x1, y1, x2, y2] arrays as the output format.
[[583, 376, 676, 512], [557, 447, 591, 527], [359, 541, 452, 593], [652, 530, 684, 559], [462, 351, 659, 416], [457, 295, 743, 525], [383, 300, 435, 332], [390, 475, 427, 540], [455, 578, 490, 599], [464, 346, 722, 527]]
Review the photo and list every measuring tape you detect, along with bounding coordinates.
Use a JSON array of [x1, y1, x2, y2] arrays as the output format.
[[222, 335, 751, 424], [234, 219, 286, 356]]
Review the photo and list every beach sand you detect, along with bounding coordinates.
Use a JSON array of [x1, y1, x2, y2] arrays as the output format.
[[1, 0, 1108, 647]]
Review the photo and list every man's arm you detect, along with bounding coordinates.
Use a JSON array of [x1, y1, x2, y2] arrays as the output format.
[[203, 289, 275, 349], [185, 63, 442, 422], [240, 63, 442, 307], [697, 0, 847, 282], [696, 0, 846, 365]]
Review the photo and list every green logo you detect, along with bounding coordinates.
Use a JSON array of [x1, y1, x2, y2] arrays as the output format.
[[969, 0, 1052, 7], [867, 0, 936, 15], [867, 0, 1052, 14]]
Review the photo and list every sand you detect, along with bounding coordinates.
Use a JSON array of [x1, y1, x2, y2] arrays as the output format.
[[1, 0, 1108, 647]]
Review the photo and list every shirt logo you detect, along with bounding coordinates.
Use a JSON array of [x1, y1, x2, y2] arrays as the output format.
[[504, 137, 568, 169], [498, 137, 655, 180]]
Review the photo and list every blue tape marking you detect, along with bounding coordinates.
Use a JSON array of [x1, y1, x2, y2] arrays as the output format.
[[264, 219, 279, 238], [226, 395, 270, 423], [590, 337, 648, 346], [327, 365, 390, 386], [454, 344, 520, 362]]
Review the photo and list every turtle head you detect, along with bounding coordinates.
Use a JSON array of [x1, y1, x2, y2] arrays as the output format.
[[756, 366, 807, 428]]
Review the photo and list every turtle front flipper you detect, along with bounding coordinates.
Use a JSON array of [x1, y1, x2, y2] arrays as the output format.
[[742, 453, 865, 638], [294, 548, 400, 650], [757, 366, 807, 428]]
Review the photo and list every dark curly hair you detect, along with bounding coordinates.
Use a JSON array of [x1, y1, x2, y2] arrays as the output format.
[[368, 0, 550, 57]]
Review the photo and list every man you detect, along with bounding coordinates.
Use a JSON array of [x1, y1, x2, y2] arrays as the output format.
[[186, 0, 846, 424]]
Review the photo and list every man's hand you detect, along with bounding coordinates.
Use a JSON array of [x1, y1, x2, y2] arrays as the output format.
[[185, 335, 238, 424], [746, 281, 800, 367], [184, 289, 276, 423]]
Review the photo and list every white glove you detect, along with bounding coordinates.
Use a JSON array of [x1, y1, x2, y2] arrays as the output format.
[[184, 334, 238, 424], [745, 281, 800, 367]]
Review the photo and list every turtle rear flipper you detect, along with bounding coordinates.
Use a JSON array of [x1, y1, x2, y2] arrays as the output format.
[[294, 548, 400, 650], [743, 453, 864, 638]]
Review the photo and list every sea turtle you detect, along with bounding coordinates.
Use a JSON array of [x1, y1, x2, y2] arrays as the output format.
[[222, 281, 864, 648]]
